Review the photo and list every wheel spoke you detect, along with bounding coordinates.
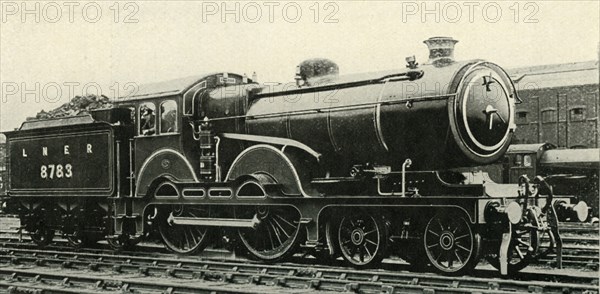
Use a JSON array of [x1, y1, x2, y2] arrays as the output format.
[[455, 234, 469, 240], [196, 227, 206, 240], [266, 222, 275, 250], [272, 217, 291, 239], [454, 249, 464, 265], [269, 219, 284, 246], [437, 219, 445, 231], [435, 251, 443, 262], [274, 214, 296, 229], [515, 246, 525, 259], [456, 244, 470, 252], [517, 238, 530, 246], [184, 229, 192, 249], [428, 230, 440, 237], [427, 243, 439, 249], [363, 244, 372, 260], [451, 220, 459, 234], [365, 239, 377, 246]]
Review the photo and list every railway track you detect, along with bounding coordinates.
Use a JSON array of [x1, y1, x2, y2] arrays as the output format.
[[0, 245, 598, 294], [1, 216, 598, 293], [536, 222, 599, 270], [1, 234, 597, 271], [1, 218, 598, 270]]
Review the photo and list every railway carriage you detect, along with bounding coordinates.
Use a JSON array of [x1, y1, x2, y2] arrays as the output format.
[[500, 143, 598, 218], [1, 37, 589, 275]]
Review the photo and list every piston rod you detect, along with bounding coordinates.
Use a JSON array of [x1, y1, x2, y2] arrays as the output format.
[[168, 214, 260, 228]]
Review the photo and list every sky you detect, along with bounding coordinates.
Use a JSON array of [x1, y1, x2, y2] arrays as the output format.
[[1, 1, 599, 132]]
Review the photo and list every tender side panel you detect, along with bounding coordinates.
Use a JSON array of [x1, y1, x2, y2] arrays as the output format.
[[8, 129, 114, 196]]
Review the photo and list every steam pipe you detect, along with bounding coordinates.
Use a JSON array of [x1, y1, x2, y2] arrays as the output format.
[[214, 136, 221, 182], [402, 159, 412, 197]]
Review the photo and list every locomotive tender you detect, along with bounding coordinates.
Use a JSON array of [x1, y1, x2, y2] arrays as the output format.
[[2, 37, 589, 275]]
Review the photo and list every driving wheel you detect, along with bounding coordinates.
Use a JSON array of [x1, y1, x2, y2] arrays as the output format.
[[237, 205, 302, 262], [158, 205, 213, 254]]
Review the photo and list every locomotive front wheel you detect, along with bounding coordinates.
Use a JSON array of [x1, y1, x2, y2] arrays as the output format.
[[485, 208, 540, 274], [337, 211, 388, 268], [28, 221, 54, 247], [158, 205, 213, 255], [424, 212, 481, 274], [237, 205, 302, 262]]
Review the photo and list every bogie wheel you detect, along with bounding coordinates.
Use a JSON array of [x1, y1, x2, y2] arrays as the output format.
[[424, 211, 481, 274], [158, 205, 213, 255], [237, 205, 303, 262], [28, 221, 54, 247], [337, 211, 388, 268], [485, 208, 540, 274]]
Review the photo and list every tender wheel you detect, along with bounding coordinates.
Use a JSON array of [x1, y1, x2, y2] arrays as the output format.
[[237, 205, 302, 262], [28, 221, 54, 247], [337, 211, 388, 268], [424, 211, 481, 274], [485, 208, 540, 274], [158, 205, 213, 255]]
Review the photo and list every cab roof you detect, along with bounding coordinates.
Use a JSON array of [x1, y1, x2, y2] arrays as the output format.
[[114, 75, 208, 101], [540, 148, 600, 169], [506, 143, 556, 154], [508, 60, 598, 89]]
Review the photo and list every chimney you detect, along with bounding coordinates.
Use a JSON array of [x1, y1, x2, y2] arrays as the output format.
[[423, 37, 458, 66]]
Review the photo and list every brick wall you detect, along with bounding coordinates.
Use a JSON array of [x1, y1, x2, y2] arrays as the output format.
[[512, 84, 599, 148]]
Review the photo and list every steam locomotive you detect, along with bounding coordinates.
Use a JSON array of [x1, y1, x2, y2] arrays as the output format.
[[1, 37, 589, 275]]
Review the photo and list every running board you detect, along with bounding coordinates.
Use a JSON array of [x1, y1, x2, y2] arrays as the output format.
[[168, 214, 260, 228]]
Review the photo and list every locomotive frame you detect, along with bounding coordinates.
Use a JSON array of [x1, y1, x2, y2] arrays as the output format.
[[1, 37, 590, 276]]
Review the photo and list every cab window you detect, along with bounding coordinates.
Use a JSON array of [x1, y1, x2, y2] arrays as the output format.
[[127, 106, 136, 124], [139, 102, 156, 135], [160, 100, 177, 133]]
